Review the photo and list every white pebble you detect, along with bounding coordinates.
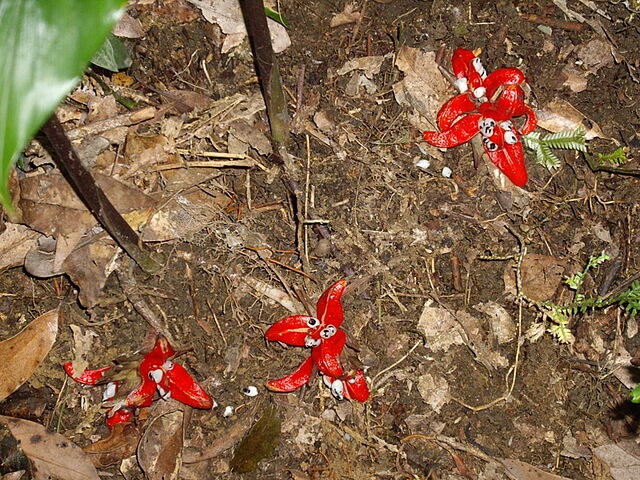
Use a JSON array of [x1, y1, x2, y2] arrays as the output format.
[[414, 159, 431, 171], [441, 166, 453, 178], [223, 406, 234, 418]]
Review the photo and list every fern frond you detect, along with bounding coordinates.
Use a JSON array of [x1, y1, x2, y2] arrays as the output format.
[[522, 132, 541, 151], [598, 147, 629, 166], [542, 127, 587, 151], [540, 143, 562, 169]]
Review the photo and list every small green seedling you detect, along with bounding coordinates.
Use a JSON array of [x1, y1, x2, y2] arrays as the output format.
[[530, 252, 640, 344], [523, 126, 587, 170], [597, 146, 629, 167]]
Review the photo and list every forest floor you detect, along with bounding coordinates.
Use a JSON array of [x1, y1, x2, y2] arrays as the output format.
[[2, 0, 640, 479]]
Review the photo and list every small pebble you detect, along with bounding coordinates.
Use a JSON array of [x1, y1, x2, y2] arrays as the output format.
[[414, 158, 431, 171], [441, 166, 453, 178], [223, 406, 234, 418], [242, 385, 259, 397]]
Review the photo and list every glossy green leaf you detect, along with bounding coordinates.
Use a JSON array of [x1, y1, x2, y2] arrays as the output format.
[[0, 0, 126, 209], [265, 7, 289, 28], [92, 32, 132, 72]]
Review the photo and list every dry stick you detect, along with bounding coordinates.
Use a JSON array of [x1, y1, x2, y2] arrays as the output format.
[[116, 258, 172, 339], [42, 113, 163, 274]]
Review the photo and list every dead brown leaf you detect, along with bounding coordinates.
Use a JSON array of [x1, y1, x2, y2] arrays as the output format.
[[0, 415, 100, 480], [393, 46, 450, 127], [64, 238, 120, 308], [330, 2, 362, 27], [138, 410, 184, 480], [499, 458, 572, 480], [535, 98, 609, 140], [83, 422, 143, 468], [0, 308, 60, 401], [510, 254, 566, 302], [0, 223, 39, 274]]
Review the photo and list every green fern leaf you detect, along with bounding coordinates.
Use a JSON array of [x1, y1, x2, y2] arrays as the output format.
[[542, 127, 587, 151], [541, 143, 562, 169]]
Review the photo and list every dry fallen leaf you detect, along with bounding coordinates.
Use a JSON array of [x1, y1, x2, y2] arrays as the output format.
[[392, 46, 450, 127], [138, 410, 184, 480], [499, 458, 573, 480], [330, 2, 362, 27], [416, 303, 466, 351], [0, 223, 39, 274], [0, 415, 100, 480], [0, 308, 59, 401], [83, 422, 143, 468], [504, 254, 566, 302], [187, 0, 290, 53], [535, 98, 609, 140], [592, 441, 640, 480]]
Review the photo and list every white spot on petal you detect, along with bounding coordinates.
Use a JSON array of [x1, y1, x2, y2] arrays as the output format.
[[103, 382, 117, 401], [455, 77, 468, 93], [157, 385, 171, 400], [162, 360, 174, 370], [330, 380, 345, 400], [149, 368, 163, 383]]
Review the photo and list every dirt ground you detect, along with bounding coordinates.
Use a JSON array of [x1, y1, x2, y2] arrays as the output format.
[[2, 0, 640, 479]]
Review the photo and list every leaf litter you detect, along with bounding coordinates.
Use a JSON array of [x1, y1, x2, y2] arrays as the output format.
[[1, 0, 640, 479]]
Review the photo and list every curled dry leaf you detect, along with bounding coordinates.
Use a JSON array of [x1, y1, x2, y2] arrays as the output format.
[[330, 2, 362, 27], [0, 308, 59, 401], [187, 0, 290, 54], [138, 410, 184, 480], [0, 223, 39, 274], [0, 415, 100, 480], [392, 46, 450, 127], [504, 254, 566, 302], [535, 98, 609, 140], [83, 422, 143, 468], [499, 458, 573, 480]]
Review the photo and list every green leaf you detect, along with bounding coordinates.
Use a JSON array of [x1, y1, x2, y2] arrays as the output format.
[[0, 0, 126, 210], [265, 7, 289, 28], [230, 404, 281, 473], [91, 33, 132, 72], [631, 385, 640, 403]]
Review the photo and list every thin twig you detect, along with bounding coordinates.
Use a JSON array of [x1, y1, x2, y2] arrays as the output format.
[[116, 258, 171, 339]]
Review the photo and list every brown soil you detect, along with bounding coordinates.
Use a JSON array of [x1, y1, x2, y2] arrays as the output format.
[[2, 0, 640, 479]]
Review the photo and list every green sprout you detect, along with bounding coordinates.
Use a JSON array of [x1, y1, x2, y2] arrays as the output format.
[[532, 252, 640, 343], [597, 146, 629, 166], [631, 385, 640, 404], [523, 127, 587, 170]]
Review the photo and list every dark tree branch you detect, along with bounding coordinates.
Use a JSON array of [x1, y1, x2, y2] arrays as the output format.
[[239, 0, 290, 149], [41, 113, 163, 274]]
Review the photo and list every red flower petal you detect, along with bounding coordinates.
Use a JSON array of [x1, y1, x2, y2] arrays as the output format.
[[265, 314, 318, 346], [343, 369, 370, 402], [63, 362, 113, 385], [483, 67, 526, 99], [161, 362, 213, 409], [316, 280, 347, 329], [437, 94, 477, 131], [423, 113, 482, 148], [266, 355, 314, 392], [312, 329, 346, 377], [105, 408, 133, 429]]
